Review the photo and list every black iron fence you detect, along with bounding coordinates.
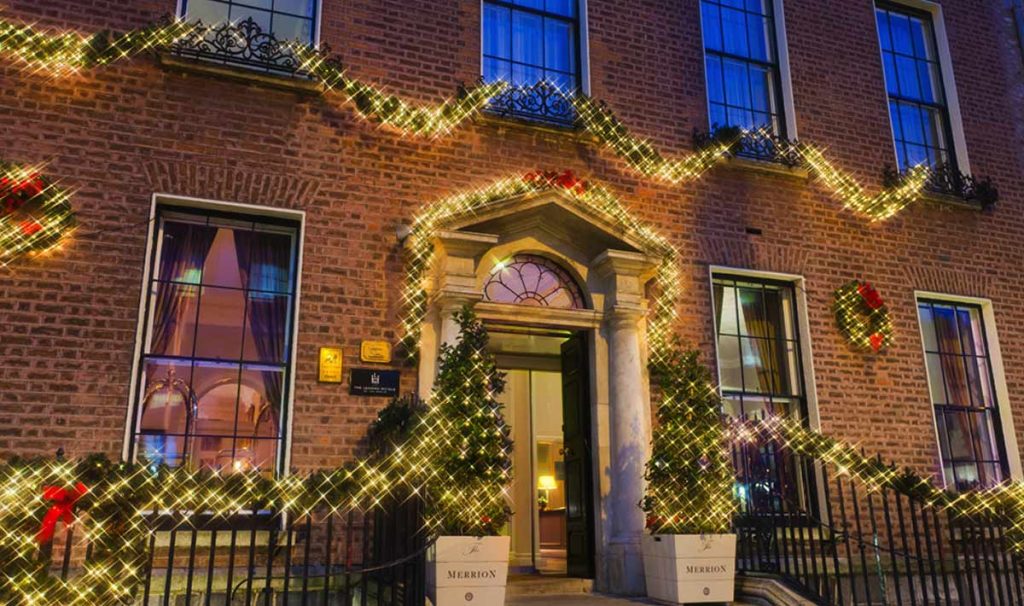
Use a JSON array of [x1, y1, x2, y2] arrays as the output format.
[[732, 422, 1024, 605], [44, 491, 428, 606]]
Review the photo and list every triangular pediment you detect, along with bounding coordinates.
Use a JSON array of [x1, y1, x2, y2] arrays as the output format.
[[443, 189, 646, 258]]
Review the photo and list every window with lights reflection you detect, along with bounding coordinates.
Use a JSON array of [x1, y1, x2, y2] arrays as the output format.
[[483, 254, 585, 310]]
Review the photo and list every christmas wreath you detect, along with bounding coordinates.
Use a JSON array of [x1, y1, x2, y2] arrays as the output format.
[[833, 279, 894, 352], [0, 162, 76, 264]]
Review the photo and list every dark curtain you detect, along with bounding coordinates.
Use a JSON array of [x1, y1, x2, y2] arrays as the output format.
[[933, 307, 969, 406], [234, 228, 290, 438], [151, 222, 217, 355]]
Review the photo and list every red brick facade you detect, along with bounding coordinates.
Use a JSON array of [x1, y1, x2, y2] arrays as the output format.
[[1, 0, 1023, 487]]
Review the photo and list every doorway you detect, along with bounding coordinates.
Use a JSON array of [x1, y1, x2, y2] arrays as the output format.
[[490, 327, 595, 579]]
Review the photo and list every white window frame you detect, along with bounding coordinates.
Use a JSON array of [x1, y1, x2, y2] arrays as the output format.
[[708, 266, 820, 429], [698, 0, 799, 140], [478, 0, 592, 95], [914, 291, 1022, 485], [176, 0, 324, 48], [121, 194, 306, 475], [872, 0, 972, 175]]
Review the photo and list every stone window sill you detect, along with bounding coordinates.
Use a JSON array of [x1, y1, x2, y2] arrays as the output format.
[[157, 53, 324, 95], [719, 155, 810, 180]]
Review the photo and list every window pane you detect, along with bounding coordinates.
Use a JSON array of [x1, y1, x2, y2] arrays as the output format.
[[272, 14, 314, 42], [148, 281, 201, 357], [138, 359, 194, 435], [158, 220, 218, 284], [192, 362, 242, 436], [512, 11, 544, 66], [229, 6, 272, 31], [201, 227, 246, 289], [194, 286, 247, 360], [484, 3, 511, 58], [746, 14, 771, 61], [931, 305, 962, 354], [484, 57, 512, 83], [274, 0, 316, 17], [876, 10, 892, 51], [244, 229, 294, 293], [185, 0, 229, 24], [242, 292, 291, 363], [718, 335, 743, 391], [236, 366, 284, 437], [944, 411, 974, 460], [544, 18, 575, 74], [721, 7, 749, 56], [138, 434, 187, 468], [512, 63, 543, 86], [545, 0, 576, 17], [702, 2, 723, 51], [925, 353, 946, 404], [889, 13, 914, 55]]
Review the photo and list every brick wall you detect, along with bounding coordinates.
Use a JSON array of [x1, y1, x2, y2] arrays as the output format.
[[1, 0, 1023, 485]]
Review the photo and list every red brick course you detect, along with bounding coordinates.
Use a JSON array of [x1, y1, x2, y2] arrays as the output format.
[[1, 0, 1023, 484]]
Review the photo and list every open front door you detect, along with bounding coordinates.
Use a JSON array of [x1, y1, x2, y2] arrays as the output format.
[[561, 333, 595, 578]]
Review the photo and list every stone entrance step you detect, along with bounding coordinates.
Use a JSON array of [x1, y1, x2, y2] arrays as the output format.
[[508, 574, 594, 597]]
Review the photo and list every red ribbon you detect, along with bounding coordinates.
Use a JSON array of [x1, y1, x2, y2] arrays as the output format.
[[869, 333, 885, 353], [36, 482, 88, 544]]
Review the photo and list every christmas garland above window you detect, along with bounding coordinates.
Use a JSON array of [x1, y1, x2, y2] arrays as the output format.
[[0, 162, 76, 265], [0, 16, 988, 222], [833, 279, 894, 353]]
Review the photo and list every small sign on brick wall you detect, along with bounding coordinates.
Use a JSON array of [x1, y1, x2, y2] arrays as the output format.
[[350, 368, 400, 397], [318, 347, 343, 383], [360, 340, 392, 363]]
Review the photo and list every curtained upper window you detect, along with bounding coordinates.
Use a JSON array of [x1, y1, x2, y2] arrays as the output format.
[[482, 0, 581, 92], [875, 2, 955, 171], [181, 0, 318, 44], [131, 209, 299, 476], [918, 300, 1007, 491], [701, 0, 785, 136]]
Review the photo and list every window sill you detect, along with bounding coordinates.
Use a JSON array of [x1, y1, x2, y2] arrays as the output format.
[[920, 190, 987, 212], [478, 111, 585, 138], [718, 155, 810, 180], [157, 53, 324, 96]]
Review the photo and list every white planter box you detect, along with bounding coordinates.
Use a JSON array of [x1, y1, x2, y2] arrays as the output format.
[[427, 535, 510, 606], [642, 533, 737, 604]]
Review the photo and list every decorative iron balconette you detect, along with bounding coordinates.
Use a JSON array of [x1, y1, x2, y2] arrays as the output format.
[[694, 126, 802, 167], [884, 163, 999, 209], [168, 17, 332, 78], [484, 81, 578, 127]]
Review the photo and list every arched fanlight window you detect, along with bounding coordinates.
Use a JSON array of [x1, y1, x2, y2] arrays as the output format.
[[483, 254, 586, 309]]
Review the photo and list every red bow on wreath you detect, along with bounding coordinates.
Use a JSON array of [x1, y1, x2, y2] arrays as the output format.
[[523, 169, 588, 195], [1, 172, 45, 217], [36, 482, 88, 544], [869, 332, 885, 353], [857, 282, 885, 310]]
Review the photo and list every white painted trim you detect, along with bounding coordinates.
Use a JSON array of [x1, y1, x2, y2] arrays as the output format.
[[873, 0, 972, 175], [122, 193, 305, 477], [913, 291, 1022, 485], [697, 0, 799, 139], [773, 0, 798, 139], [478, 0, 592, 95], [707, 266, 820, 431], [176, 0, 325, 48]]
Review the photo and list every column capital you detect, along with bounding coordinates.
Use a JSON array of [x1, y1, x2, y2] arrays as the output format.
[[593, 249, 659, 312], [606, 304, 646, 329]]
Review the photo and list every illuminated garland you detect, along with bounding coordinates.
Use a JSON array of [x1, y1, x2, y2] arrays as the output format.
[[833, 279, 894, 353], [0, 162, 76, 265], [400, 170, 681, 366], [736, 415, 1024, 554], [0, 17, 940, 220], [643, 344, 736, 535]]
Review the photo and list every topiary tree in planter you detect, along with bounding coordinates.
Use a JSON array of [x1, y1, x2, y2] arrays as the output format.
[[641, 341, 737, 604], [422, 306, 514, 606]]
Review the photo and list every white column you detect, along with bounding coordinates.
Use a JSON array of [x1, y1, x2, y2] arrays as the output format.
[[593, 250, 657, 596], [605, 306, 648, 594]]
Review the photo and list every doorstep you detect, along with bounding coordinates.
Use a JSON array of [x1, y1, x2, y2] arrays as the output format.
[[507, 574, 594, 596]]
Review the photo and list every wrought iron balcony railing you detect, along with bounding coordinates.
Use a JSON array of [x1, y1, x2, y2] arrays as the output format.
[[885, 163, 999, 209], [694, 126, 802, 167], [485, 81, 578, 127], [168, 17, 331, 78]]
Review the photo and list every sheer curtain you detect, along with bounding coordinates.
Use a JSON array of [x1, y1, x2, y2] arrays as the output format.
[[234, 229, 288, 437], [151, 222, 216, 355]]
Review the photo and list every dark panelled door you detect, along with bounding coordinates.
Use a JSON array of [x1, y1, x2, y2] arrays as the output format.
[[561, 334, 595, 578]]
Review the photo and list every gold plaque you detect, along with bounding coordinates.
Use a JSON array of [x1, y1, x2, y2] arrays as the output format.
[[360, 340, 392, 364], [318, 347, 343, 383]]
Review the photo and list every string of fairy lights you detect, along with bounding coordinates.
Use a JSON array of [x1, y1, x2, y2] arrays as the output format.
[[0, 12, 1017, 606], [732, 415, 1024, 554], [0, 162, 77, 266], [0, 16, 943, 222]]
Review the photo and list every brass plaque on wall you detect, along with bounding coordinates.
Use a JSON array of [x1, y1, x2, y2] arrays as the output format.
[[318, 347, 343, 383], [360, 340, 392, 363]]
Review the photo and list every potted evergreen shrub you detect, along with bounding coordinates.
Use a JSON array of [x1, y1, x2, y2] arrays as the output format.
[[641, 344, 737, 604], [423, 307, 513, 606]]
